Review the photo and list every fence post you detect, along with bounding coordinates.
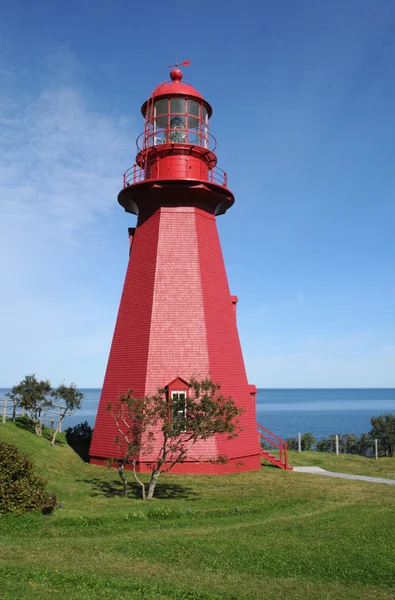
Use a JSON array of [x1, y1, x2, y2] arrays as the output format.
[[298, 432, 301, 452], [375, 439, 378, 460], [12, 400, 16, 421], [2, 399, 6, 424], [335, 434, 339, 455]]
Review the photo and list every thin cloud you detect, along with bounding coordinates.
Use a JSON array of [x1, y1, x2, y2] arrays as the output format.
[[0, 68, 135, 385]]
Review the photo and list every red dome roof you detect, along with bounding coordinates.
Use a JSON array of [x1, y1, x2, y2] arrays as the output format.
[[141, 68, 212, 117]]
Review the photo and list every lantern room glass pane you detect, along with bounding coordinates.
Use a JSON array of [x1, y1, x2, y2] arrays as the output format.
[[170, 97, 186, 114], [202, 106, 208, 123], [155, 115, 168, 128], [187, 115, 200, 145], [155, 99, 167, 116], [188, 131, 201, 145], [202, 123, 208, 148], [188, 100, 200, 117], [187, 116, 199, 129], [170, 115, 186, 143]]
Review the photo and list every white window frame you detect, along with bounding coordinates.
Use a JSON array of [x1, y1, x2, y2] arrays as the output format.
[[170, 390, 187, 432]]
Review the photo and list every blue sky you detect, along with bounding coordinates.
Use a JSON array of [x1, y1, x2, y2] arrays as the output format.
[[1, 0, 394, 388]]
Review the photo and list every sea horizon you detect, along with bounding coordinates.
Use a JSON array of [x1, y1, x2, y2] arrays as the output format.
[[1, 386, 394, 441]]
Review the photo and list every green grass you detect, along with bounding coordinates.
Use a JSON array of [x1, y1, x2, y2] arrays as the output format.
[[288, 449, 394, 479], [1, 420, 395, 600]]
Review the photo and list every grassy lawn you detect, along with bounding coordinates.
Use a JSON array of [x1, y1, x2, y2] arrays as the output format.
[[1, 420, 394, 600], [288, 449, 395, 479]]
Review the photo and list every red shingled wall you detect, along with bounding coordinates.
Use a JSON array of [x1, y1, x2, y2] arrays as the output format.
[[90, 206, 261, 472]]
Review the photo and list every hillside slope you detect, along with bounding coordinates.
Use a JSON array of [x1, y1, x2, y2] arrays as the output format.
[[0, 420, 394, 600]]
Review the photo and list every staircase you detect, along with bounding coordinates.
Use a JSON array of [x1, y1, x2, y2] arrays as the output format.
[[257, 423, 293, 470]]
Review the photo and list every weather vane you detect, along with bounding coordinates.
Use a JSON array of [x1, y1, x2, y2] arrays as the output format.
[[168, 59, 191, 68]]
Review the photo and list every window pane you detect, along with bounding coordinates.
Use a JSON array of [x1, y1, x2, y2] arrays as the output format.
[[170, 116, 186, 143], [155, 99, 167, 115], [171, 393, 186, 416], [188, 131, 201, 145], [146, 104, 152, 121], [170, 97, 186, 113], [188, 100, 200, 117], [187, 115, 200, 145], [202, 123, 208, 148], [155, 115, 168, 128], [202, 106, 208, 122], [188, 116, 199, 129]]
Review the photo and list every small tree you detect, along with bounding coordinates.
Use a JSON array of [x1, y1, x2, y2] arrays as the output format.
[[6, 374, 52, 436], [369, 413, 395, 457], [50, 384, 83, 446], [106, 376, 244, 500]]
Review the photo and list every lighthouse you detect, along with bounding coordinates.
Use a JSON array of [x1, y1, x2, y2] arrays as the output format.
[[89, 64, 262, 473]]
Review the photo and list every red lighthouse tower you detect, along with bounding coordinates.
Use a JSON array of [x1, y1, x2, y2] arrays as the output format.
[[90, 65, 262, 473]]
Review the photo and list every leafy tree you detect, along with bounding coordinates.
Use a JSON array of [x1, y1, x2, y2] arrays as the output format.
[[285, 437, 298, 451], [66, 421, 94, 461], [285, 433, 316, 451], [0, 442, 57, 514], [106, 376, 244, 500], [357, 432, 373, 457], [66, 421, 93, 443], [301, 432, 316, 451], [316, 436, 331, 453], [6, 374, 52, 436], [369, 413, 395, 457], [50, 384, 83, 446]]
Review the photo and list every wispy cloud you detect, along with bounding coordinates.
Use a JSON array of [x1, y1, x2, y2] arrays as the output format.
[[0, 85, 132, 244], [0, 58, 135, 385]]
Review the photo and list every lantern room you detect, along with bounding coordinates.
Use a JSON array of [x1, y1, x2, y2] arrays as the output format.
[[140, 68, 212, 151], [119, 65, 234, 217]]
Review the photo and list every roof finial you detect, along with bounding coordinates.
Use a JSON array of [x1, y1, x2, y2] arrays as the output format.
[[169, 59, 191, 82]]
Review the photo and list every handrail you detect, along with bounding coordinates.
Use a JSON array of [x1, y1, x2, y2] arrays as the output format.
[[257, 423, 284, 445], [123, 162, 228, 188], [257, 422, 289, 470]]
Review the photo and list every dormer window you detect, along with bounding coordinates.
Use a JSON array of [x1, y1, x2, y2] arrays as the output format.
[[171, 391, 187, 421], [165, 377, 190, 433]]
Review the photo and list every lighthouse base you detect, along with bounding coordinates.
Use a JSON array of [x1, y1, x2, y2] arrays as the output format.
[[90, 454, 262, 475]]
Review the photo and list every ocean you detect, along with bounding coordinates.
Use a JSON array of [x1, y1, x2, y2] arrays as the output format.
[[2, 387, 393, 440]]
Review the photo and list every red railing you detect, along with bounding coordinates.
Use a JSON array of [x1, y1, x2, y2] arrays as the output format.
[[123, 161, 228, 188], [257, 423, 290, 470]]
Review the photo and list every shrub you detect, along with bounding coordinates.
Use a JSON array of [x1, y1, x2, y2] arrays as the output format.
[[285, 433, 315, 451], [316, 436, 331, 453], [357, 432, 374, 456], [66, 421, 93, 461], [66, 421, 93, 443], [285, 437, 298, 451], [0, 442, 57, 515], [301, 432, 316, 451], [369, 413, 395, 457]]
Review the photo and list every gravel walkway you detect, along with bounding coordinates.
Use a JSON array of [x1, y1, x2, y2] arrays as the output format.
[[292, 466, 395, 486]]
